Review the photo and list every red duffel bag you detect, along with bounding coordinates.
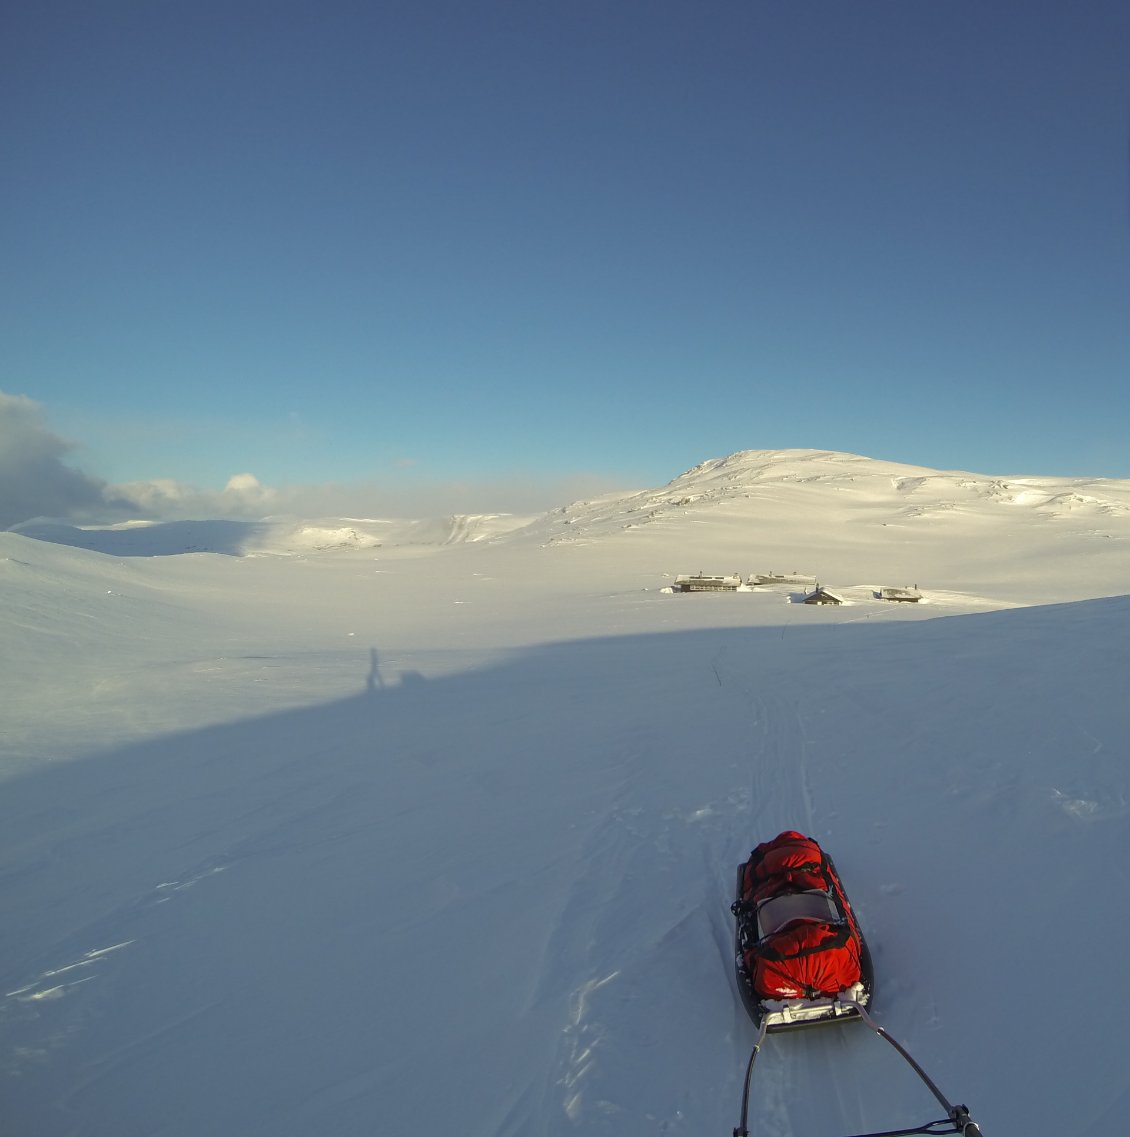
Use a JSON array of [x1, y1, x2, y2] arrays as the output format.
[[736, 830, 863, 1000]]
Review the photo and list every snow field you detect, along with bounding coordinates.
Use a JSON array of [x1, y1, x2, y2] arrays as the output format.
[[3, 450, 1129, 1135]]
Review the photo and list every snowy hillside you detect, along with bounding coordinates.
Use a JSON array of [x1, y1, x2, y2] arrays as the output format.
[[11, 511, 533, 557], [534, 449, 1130, 606], [2, 450, 1129, 1137]]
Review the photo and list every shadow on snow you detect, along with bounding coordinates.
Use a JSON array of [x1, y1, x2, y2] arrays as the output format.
[[2, 602, 1129, 1137]]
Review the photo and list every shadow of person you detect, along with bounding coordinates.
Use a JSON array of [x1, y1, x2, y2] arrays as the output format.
[[367, 647, 384, 693]]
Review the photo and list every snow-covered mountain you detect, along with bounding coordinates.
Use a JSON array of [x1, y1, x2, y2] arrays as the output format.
[[2, 449, 1128, 1136], [10, 511, 533, 556], [532, 449, 1130, 605], [13, 449, 1130, 604], [548, 448, 1130, 539]]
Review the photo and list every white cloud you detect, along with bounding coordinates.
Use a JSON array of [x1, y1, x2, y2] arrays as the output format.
[[223, 473, 263, 493], [0, 391, 635, 526], [112, 474, 279, 520], [0, 391, 131, 529], [109, 469, 631, 522]]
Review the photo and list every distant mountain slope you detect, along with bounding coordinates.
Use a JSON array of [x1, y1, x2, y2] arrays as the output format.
[[515, 450, 1130, 604], [536, 449, 1130, 542], [9, 449, 1130, 604], [9, 513, 535, 556]]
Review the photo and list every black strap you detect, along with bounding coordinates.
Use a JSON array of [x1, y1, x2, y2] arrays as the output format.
[[754, 920, 852, 962]]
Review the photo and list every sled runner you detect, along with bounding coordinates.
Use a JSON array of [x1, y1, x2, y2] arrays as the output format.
[[730, 832, 984, 1137]]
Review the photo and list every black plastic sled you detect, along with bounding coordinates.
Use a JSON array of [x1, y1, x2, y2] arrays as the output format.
[[732, 852, 875, 1032], [730, 833, 984, 1137]]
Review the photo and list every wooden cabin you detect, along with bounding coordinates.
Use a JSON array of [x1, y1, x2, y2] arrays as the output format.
[[749, 572, 817, 587], [674, 573, 743, 593], [801, 586, 844, 606], [878, 587, 922, 603]]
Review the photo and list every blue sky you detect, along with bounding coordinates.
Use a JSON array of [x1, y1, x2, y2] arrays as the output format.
[[3, 1, 1129, 520]]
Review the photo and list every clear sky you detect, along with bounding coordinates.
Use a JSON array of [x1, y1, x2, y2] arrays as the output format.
[[3, 1, 1129, 522]]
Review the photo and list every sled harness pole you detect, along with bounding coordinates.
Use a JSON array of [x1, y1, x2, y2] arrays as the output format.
[[730, 1002, 984, 1137], [842, 1000, 984, 1137], [732, 1017, 768, 1137]]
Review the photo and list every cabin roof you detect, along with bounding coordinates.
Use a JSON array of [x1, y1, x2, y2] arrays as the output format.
[[802, 586, 844, 604]]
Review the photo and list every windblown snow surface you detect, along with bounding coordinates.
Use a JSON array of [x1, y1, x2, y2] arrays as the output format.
[[2, 450, 1128, 1137]]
